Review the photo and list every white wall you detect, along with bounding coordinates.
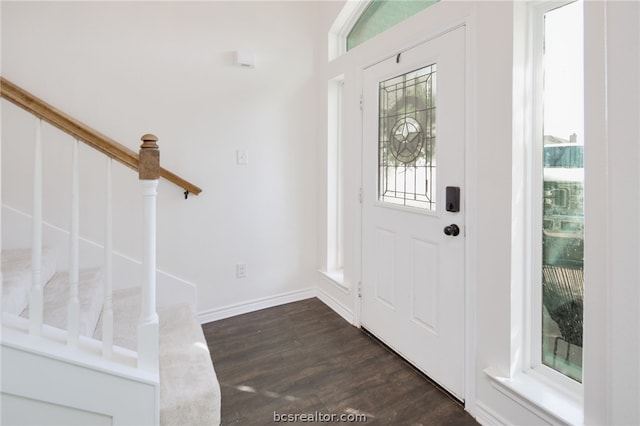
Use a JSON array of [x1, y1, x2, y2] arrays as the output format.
[[591, 2, 640, 423], [1, 1, 325, 315]]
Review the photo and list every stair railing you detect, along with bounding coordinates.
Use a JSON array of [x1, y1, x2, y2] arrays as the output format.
[[0, 77, 202, 196], [1, 77, 200, 374]]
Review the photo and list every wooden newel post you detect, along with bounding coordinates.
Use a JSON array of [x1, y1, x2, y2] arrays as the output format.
[[138, 134, 160, 373], [139, 134, 160, 180]]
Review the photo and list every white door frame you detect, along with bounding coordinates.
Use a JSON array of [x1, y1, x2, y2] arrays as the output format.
[[351, 20, 478, 413]]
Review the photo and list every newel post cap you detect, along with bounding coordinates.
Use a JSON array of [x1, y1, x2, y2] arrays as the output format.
[[139, 133, 160, 180]]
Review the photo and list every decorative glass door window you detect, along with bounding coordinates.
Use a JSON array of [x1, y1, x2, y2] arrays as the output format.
[[378, 64, 436, 210]]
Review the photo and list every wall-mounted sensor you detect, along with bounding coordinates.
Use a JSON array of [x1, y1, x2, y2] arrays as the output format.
[[235, 51, 255, 68]]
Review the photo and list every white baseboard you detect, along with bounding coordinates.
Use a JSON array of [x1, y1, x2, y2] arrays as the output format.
[[197, 288, 317, 324], [475, 401, 508, 426], [316, 286, 354, 324], [197, 287, 356, 325]]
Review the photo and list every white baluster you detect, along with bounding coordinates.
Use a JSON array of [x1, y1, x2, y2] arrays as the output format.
[[138, 180, 159, 371], [137, 135, 159, 373], [67, 139, 80, 346], [29, 118, 43, 336], [102, 158, 114, 358], [0, 106, 3, 327]]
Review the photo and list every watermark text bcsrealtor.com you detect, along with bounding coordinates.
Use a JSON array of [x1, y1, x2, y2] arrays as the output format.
[[273, 411, 367, 423]]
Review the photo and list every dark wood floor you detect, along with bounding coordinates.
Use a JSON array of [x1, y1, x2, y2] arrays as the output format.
[[203, 298, 478, 425]]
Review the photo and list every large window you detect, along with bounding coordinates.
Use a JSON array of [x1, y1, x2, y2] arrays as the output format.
[[535, 0, 584, 383]]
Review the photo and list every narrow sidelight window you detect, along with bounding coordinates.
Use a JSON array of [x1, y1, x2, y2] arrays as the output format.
[[539, 0, 584, 382], [327, 77, 345, 275]]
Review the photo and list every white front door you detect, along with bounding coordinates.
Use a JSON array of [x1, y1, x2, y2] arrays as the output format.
[[361, 27, 466, 400]]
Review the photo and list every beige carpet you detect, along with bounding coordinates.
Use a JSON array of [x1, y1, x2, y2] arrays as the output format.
[[94, 287, 221, 426], [21, 268, 104, 337], [2, 247, 56, 315]]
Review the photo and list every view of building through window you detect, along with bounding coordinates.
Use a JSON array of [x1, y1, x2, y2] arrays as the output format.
[[540, 0, 584, 382]]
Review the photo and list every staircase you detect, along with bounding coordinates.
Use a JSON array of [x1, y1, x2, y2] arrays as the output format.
[[2, 247, 221, 425], [1, 77, 219, 425], [2, 247, 220, 426]]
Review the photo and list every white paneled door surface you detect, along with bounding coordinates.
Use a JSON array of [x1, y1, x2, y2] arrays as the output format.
[[361, 27, 465, 400]]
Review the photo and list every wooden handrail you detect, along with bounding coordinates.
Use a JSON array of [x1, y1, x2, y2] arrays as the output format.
[[0, 76, 202, 196]]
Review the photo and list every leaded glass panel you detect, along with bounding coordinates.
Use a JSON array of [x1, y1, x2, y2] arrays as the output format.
[[378, 64, 436, 210]]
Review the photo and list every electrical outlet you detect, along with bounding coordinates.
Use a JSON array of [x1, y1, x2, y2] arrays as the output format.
[[236, 263, 247, 279]]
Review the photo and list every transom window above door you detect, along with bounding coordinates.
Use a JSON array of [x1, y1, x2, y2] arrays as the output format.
[[329, 0, 439, 58], [347, 1, 439, 51]]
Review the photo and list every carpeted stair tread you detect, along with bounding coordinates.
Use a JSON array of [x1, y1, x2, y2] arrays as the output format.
[[93, 286, 139, 350], [21, 268, 104, 337], [158, 303, 221, 426], [94, 287, 221, 426], [1, 247, 56, 315]]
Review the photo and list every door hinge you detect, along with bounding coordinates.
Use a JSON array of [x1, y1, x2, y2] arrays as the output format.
[[357, 281, 362, 298], [359, 94, 363, 111], [359, 187, 363, 204]]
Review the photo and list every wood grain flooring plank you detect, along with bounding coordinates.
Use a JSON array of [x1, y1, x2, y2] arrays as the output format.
[[203, 298, 477, 426]]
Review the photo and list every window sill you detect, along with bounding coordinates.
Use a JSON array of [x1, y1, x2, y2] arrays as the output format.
[[318, 269, 350, 293], [485, 367, 583, 425]]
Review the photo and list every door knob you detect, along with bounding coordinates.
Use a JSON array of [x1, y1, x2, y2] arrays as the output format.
[[444, 224, 460, 236]]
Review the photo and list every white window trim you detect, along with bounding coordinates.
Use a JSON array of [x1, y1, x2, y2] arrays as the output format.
[[328, 0, 371, 60], [487, 1, 585, 424], [486, 367, 583, 425]]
